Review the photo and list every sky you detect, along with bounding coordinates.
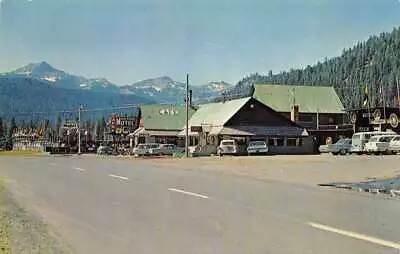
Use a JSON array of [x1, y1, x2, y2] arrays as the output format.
[[1, 0, 400, 85]]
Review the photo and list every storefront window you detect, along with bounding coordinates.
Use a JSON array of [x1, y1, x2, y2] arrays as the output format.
[[268, 138, 275, 146], [297, 137, 303, 146], [287, 138, 297, 146], [276, 137, 284, 146]]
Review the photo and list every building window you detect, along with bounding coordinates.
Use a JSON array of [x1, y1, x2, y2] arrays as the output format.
[[287, 138, 297, 147], [297, 137, 303, 146], [276, 137, 284, 146], [300, 114, 313, 122], [268, 138, 275, 146]]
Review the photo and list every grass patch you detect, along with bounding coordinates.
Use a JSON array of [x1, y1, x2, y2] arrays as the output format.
[[0, 179, 70, 253], [0, 150, 43, 156], [0, 178, 12, 253]]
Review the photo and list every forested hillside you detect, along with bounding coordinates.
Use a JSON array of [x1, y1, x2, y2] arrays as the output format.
[[230, 27, 400, 109], [0, 76, 152, 121]]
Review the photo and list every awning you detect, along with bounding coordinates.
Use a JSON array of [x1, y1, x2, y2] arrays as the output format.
[[210, 126, 308, 137], [128, 128, 180, 137], [178, 125, 308, 137], [177, 128, 200, 137]]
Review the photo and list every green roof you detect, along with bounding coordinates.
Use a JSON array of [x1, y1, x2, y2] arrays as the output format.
[[189, 97, 251, 127], [140, 104, 196, 130], [253, 84, 344, 114]]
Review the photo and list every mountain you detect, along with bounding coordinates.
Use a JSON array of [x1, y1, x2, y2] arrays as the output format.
[[4, 62, 233, 104], [228, 27, 400, 109], [0, 76, 153, 120], [6, 61, 120, 93], [121, 76, 233, 104]]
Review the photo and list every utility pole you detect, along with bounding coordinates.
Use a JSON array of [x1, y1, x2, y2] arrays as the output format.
[[78, 105, 82, 155], [185, 74, 189, 158], [397, 78, 400, 113]]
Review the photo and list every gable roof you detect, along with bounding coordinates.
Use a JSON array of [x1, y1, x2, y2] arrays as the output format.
[[189, 97, 251, 127], [140, 104, 196, 130], [253, 84, 344, 114]]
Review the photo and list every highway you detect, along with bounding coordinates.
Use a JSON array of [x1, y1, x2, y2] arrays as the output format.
[[0, 155, 399, 254]]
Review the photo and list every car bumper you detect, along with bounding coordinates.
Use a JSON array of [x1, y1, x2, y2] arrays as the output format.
[[247, 149, 268, 154], [364, 147, 385, 152]]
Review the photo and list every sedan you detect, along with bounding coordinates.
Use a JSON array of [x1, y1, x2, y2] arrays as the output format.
[[247, 141, 268, 155], [330, 138, 352, 155]]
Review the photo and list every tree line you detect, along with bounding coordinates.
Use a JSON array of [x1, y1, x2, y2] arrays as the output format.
[[0, 116, 123, 151], [228, 27, 400, 109]]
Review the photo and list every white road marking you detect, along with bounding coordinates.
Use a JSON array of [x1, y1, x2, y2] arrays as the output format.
[[109, 174, 129, 181], [74, 167, 86, 172], [168, 188, 210, 199], [307, 222, 400, 250]]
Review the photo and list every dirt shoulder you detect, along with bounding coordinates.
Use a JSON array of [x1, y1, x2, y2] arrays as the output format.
[[0, 179, 72, 254], [136, 154, 400, 186]]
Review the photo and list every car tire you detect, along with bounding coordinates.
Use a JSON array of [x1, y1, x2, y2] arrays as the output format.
[[340, 149, 347, 155], [332, 152, 339, 156]]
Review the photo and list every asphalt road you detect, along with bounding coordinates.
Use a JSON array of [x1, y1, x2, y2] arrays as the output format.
[[0, 155, 399, 254]]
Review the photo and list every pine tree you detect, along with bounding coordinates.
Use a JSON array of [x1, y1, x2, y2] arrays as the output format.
[[56, 115, 62, 138], [230, 26, 400, 109], [0, 117, 3, 137], [6, 118, 16, 150]]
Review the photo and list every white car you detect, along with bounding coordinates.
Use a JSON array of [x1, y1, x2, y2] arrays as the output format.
[[133, 143, 161, 156], [217, 139, 239, 156], [364, 135, 393, 155], [159, 144, 183, 155], [388, 135, 400, 154], [247, 141, 268, 155]]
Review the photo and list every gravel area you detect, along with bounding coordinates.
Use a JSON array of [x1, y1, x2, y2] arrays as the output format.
[[0, 180, 72, 254], [136, 154, 400, 187]]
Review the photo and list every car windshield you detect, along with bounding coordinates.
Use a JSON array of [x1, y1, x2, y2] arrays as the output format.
[[392, 136, 400, 141], [335, 139, 346, 144], [249, 141, 266, 146], [379, 136, 392, 142], [221, 141, 234, 146], [369, 136, 379, 142]]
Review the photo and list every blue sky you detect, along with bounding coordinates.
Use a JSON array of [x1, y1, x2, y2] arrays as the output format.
[[1, 0, 400, 85]]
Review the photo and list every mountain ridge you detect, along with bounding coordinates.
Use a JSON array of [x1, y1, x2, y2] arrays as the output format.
[[2, 62, 233, 104]]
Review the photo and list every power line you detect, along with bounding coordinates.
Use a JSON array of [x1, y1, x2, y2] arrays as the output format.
[[82, 104, 139, 112], [6, 104, 142, 117]]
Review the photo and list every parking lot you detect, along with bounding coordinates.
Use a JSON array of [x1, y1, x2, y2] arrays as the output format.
[[133, 153, 400, 188]]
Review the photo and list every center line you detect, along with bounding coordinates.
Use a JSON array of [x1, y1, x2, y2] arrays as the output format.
[[168, 188, 210, 199], [74, 167, 86, 172], [307, 222, 400, 250], [109, 174, 129, 181]]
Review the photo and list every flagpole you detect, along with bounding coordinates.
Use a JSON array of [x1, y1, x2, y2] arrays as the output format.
[[367, 85, 371, 126], [383, 84, 386, 124], [397, 78, 400, 113]]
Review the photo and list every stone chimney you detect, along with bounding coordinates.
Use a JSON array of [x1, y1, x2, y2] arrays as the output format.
[[291, 105, 299, 122]]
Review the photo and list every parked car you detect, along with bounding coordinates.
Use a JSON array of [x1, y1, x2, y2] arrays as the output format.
[[97, 145, 113, 155], [364, 135, 394, 155], [330, 138, 352, 155], [217, 139, 239, 156], [133, 143, 161, 156], [318, 144, 330, 153], [159, 144, 183, 155], [350, 131, 396, 154], [247, 140, 268, 155], [388, 135, 400, 154]]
